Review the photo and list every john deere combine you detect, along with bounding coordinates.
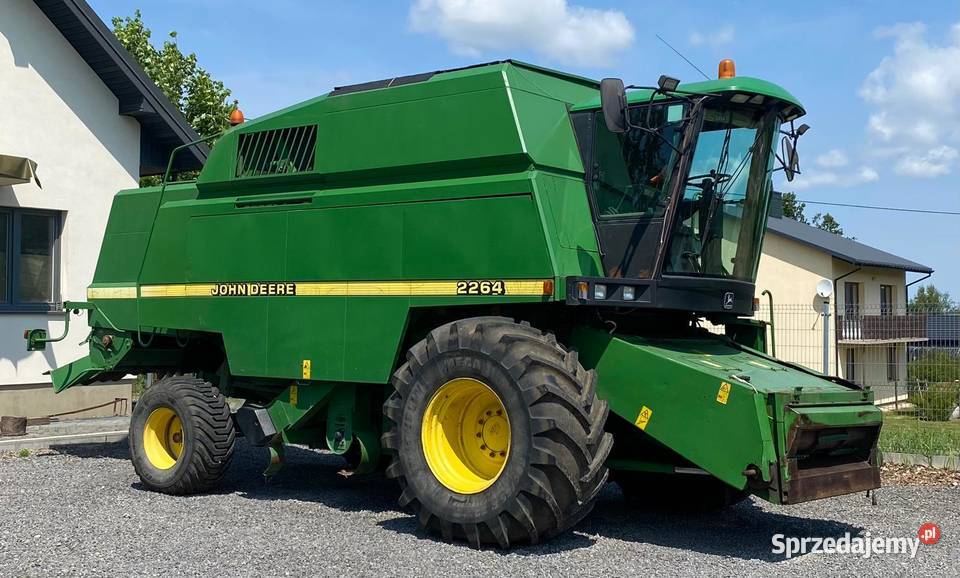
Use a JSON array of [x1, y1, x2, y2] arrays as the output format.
[[27, 59, 881, 548]]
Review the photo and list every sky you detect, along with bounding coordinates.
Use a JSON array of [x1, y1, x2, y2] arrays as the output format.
[[88, 0, 960, 297]]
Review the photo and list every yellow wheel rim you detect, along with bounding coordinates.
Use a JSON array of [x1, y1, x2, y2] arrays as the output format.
[[143, 407, 184, 470], [421, 377, 511, 494]]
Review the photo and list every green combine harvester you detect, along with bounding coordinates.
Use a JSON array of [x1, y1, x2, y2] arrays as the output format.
[[27, 58, 882, 548]]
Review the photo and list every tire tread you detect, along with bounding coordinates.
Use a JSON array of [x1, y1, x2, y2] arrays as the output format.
[[381, 317, 613, 548]]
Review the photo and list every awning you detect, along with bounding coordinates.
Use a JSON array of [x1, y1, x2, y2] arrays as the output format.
[[0, 154, 42, 187]]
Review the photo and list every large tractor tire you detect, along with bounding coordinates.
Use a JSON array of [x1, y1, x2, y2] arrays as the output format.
[[615, 471, 750, 512], [382, 317, 613, 548], [129, 376, 236, 494]]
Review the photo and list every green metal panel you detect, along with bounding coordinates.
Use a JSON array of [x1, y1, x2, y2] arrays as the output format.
[[400, 195, 552, 278], [315, 87, 522, 175], [571, 327, 880, 492], [571, 327, 774, 488], [189, 212, 288, 280], [572, 76, 805, 114]]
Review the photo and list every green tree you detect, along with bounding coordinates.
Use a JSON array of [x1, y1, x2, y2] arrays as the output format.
[[782, 193, 846, 236], [811, 212, 843, 236], [112, 11, 237, 142], [908, 350, 960, 383], [781, 192, 808, 224], [910, 284, 957, 313]]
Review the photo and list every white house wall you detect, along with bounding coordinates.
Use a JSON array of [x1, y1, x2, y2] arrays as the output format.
[[0, 1, 139, 386], [754, 231, 838, 373], [755, 230, 914, 393], [834, 266, 908, 313]]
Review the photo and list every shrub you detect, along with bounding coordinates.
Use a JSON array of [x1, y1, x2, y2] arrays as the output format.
[[908, 381, 960, 421], [908, 350, 960, 384]]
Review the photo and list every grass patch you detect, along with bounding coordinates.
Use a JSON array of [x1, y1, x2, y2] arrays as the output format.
[[17, 448, 30, 458], [879, 415, 960, 456]]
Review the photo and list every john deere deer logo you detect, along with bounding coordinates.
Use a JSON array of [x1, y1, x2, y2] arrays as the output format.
[[723, 292, 735, 310]]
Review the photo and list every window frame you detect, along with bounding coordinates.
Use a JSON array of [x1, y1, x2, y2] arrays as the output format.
[[844, 281, 860, 316], [0, 207, 63, 313], [844, 348, 857, 384], [880, 284, 894, 315], [587, 102, 689, 222]]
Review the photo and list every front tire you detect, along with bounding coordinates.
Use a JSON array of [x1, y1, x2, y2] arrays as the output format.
[[129, 376, 235, 494], [382, 317, 613, 548]]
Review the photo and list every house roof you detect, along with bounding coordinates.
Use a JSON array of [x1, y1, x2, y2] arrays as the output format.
[[32, 0, 206, 175], [767, 215, 934, 273]]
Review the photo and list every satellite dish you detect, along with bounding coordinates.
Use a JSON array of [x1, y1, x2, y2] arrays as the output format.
[[816, 279, 833, 299]]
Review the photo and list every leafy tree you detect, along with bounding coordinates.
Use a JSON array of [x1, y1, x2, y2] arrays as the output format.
[[910, 284, 957, 313], [112, 11, 237, 142], [782, 193, 846, 236], [781, 192, 808, 224], [811, 212, 843, 236]]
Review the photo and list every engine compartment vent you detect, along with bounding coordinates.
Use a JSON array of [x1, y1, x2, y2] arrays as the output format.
[[236, 125, 317, 178]]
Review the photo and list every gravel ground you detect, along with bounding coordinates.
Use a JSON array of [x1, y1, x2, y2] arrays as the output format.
[[1, 441, 957, 577]]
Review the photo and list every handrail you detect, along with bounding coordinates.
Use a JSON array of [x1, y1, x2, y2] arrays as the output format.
[[761, 289, 776, 356], [160, 132, 222, 189], [135, 133, 223, 339]]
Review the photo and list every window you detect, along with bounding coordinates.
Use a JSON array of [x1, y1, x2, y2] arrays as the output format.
[[590, 103, 687, 220], [0, 208, 61, 311], [845, 348, 857, 383], [844, 282, 860, 316], [880, 284, 894, 315], [663, 104, 778, 281], [887, 345, 898, 382]]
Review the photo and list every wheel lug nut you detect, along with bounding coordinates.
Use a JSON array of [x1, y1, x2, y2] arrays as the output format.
[[486, 410, 492, 416], [476, 433, 482, 438], [499, 451, 506, 457], [478, 419, 484, 425], [489, 452, 496, 458], [496, 410, 502, 416], [480, 444, 487, 450]]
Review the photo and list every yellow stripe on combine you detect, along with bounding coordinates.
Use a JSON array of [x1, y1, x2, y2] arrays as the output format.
[[136, 279, 553, 298], [86, 286, 137, 299], [139, 284, 218, 298]]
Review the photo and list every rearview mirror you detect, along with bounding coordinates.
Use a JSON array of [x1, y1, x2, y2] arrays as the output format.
[[781, 136, 800, 182], [600, 78, 627, 133]]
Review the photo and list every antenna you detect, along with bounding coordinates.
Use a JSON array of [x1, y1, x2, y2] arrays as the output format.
[[655, 34, 710, 81]]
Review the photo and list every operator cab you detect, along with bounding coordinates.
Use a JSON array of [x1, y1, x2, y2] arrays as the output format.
[[568, 60, 807, 317]]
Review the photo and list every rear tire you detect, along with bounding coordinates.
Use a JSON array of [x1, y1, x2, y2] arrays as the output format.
[[615, 471, 749, 512], [382, 317, 613, 548], [129, 376, 235, 494]]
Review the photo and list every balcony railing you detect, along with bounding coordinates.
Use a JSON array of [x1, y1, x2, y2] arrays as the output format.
[[836, 314, 928, 343]]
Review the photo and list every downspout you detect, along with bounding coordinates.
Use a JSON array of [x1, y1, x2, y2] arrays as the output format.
[[906, 272, 933, 299], [832, 267, 862, 377]]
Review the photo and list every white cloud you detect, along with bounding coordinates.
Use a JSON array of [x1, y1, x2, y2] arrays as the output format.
[[790, 166, 879, 190], [689, 25, 734, 47], [815, 149, 849, 168], [409, 0, 634, 67], [860, 22, 960, 176], [894, 145, 959, 177]]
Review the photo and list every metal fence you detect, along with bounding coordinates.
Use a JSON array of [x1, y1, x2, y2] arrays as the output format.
[[741, 304, 960, 421]]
